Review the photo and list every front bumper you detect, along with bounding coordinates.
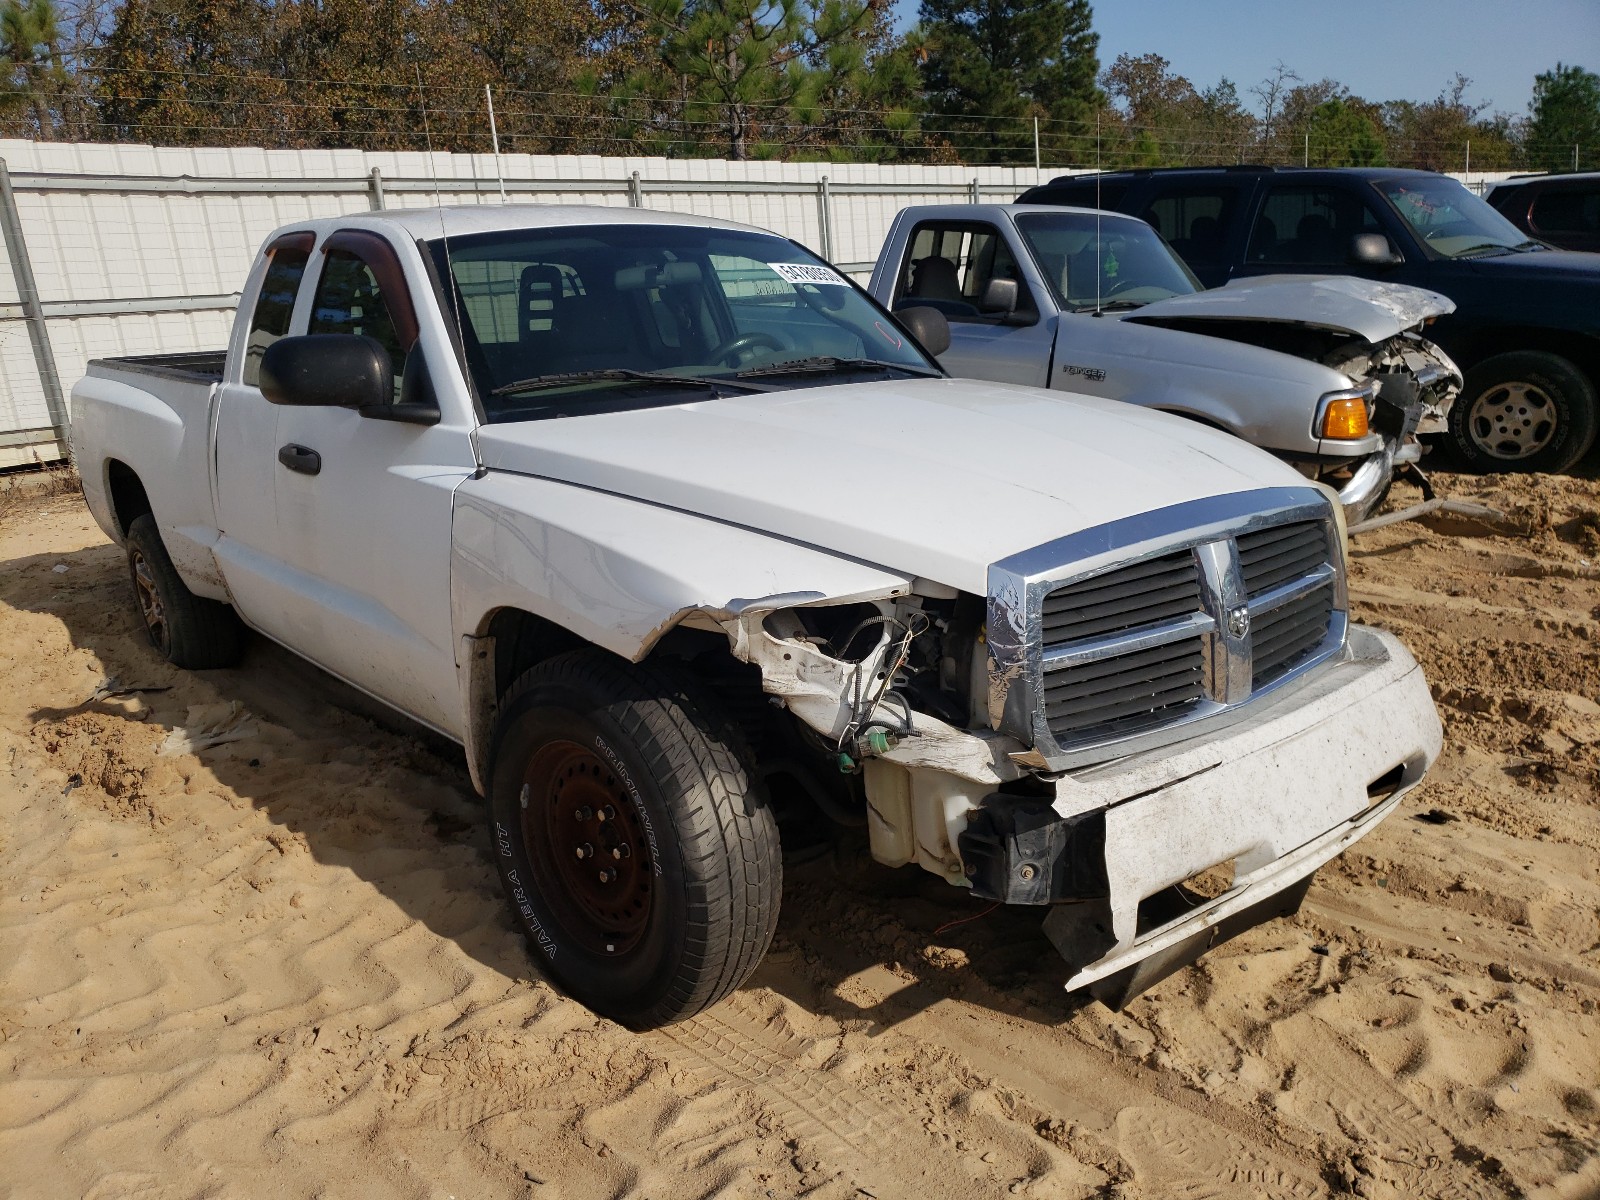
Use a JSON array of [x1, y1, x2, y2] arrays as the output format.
[[1334, 432, 1419, 524], [1039, 625, 1440, 1001]]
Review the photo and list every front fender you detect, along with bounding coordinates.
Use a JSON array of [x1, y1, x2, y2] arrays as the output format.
[[1059, 316, 1348, 455], [450, 471, 910, 789]]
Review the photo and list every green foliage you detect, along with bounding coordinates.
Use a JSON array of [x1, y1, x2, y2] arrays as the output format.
[[0, 0, 67, 139], [1304, 99, 1385, 166], [1527, 61, 1600, 171], [616, 0, 890, 159], [0, 0, 1586, 176], [918, 0, 1100, 163]]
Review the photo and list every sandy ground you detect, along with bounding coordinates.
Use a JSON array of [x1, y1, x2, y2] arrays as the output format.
[[1, 472, 1597, 1200]]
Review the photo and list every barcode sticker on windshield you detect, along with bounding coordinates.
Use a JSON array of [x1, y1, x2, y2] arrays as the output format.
[[768, 262, 850, 287]]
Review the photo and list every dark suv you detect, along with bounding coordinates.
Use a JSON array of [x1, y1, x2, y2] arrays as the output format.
[[1019, 166, 1600, 473], [1485, 172, 1600, 254]]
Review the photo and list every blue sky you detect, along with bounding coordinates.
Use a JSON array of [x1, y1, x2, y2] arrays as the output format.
[[891, 0, 1599, 117]]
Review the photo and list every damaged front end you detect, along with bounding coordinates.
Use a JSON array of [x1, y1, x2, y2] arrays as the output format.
[[719, 486, 1441, 1006], [1136, 308, 1463, 523]]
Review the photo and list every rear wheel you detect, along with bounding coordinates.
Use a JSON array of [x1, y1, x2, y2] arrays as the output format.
[[1449, 351, 1597, 473], [125, 514, 245, 669], [487, 650, 780, 1029]]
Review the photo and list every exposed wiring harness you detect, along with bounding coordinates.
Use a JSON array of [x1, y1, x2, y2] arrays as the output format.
[[833, 610, 931, 759]]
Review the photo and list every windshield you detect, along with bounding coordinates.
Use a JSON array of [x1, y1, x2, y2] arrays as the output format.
[[427, 225, 937, 420], [1379, 177, 1534, 258], [1014, 212, 1200, 310]]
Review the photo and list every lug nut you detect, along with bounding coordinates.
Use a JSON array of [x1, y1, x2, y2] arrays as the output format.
[[575, 842, 594, 860], [574, 805, 593, 821], [599, 804, 617, 822], [612, 844, 630, 860], [598, 868, 616, 883]]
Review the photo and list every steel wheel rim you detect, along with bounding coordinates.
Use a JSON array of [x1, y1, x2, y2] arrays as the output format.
[[129, 550, 169, 653], [1467, 381, 1557, 460], [520, 739, 653, 956]]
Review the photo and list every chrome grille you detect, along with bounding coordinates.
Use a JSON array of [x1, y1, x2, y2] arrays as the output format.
[[1042, 549, 1201, 647], [1043, 638, 1205, 738], [1239, 521, 1327, 595], [1040, 549, 1206, 741], [987, 488, 1349, 770], [1240, 521, 1337, 689], [1252, 581, 1335, 686]]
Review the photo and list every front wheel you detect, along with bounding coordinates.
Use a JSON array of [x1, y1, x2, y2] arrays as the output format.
[[487, 650, 781, 1029], [1448, 351, 1597, 473]]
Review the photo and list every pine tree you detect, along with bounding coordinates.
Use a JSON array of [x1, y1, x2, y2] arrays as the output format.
[[1527, 62, 1600, 172], [0, 0, 68, 139], [618, 0, 887, 160], [917, 0, 1101, 163]]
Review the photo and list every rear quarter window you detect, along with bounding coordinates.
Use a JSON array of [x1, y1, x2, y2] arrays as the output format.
[[242, 247, 309, 387]]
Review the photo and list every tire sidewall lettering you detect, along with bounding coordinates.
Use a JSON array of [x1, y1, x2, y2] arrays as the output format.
[[498, 826, 558, 958], [592, 734, 664, 877]]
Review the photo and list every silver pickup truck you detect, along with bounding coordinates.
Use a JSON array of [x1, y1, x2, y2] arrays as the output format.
[[869, 204, 1462, 522]]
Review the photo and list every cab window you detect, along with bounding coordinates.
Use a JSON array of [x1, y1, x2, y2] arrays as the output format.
[[895, 222, 1033, 322], [308, 249, 406, 395], [1142, 184, 1239, 270], [1251, 185, 1384, 265], [1531, 188, 1600, 235], [242, 246, 309, 387]]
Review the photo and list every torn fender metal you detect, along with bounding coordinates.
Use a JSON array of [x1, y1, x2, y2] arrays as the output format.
[[1046, 625, 1441, 994], [724, 604, 1027, 788], [1131, 275, 1455, 343]]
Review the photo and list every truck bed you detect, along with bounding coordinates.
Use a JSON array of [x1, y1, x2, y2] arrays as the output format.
[[87, 350, 227, 385]]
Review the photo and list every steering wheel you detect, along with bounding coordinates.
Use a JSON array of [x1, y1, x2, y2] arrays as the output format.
[[708, 331, 787, 366], [1424, 220, 1477, 242], [1104, 278, 1143, 298]]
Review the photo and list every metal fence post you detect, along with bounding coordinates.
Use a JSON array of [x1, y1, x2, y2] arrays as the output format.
[[628, 171, 644, 207], [0, 159, 69, 453], [969, 177, 981, 203], [368, 167, 386, 210], [817, 175, 834, 261]]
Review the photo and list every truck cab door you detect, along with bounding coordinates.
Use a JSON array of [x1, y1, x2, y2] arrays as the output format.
[[1236, 182, 1416, 286], [214, 232, 315, 628], [887, 219, 1053, 389], [266, 229, 478, 737]]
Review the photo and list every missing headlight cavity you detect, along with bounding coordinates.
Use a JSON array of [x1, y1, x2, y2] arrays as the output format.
[[763, 601, 888, 662], [1136, 859, 1236, 937]]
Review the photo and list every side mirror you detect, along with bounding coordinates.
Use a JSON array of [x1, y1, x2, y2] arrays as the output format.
[[261, 334, 391, 408], [1348, 233, 1403, 267], [896, 305, 951, 358], [979, 277, 1019, 315], [364, 343, 441, 425]]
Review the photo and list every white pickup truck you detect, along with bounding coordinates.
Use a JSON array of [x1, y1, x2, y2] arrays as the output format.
[[868, 204, 1463, 522], [71, 205, 1441, 1029]]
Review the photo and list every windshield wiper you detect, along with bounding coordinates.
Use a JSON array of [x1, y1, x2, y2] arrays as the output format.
[[1073, 299, 1145, 313], [734, 356, 943, 380], [1453, 242, 1519, 259], [490, 368, 772, 397]]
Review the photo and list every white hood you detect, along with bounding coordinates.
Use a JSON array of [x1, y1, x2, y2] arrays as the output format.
[[1129, 274, 1455, 343], [475, 377, 1307, 595]]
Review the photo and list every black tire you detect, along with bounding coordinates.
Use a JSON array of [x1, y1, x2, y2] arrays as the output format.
[[125, 513, 245, 670], [1449, 351, 1598, 474], [486, 650, 781, 1029]]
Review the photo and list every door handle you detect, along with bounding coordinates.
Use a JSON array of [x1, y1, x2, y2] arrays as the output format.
[[277, 443, 321, 476]]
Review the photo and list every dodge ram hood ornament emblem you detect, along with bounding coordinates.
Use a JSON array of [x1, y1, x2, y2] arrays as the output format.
[[1227, 606, 1251, 639]]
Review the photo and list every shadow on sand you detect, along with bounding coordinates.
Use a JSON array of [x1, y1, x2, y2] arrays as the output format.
[[5, 531, 1091, 1034]]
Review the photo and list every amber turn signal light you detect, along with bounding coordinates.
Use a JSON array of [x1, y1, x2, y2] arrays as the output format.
[[1320, 397, 1370, 440]]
